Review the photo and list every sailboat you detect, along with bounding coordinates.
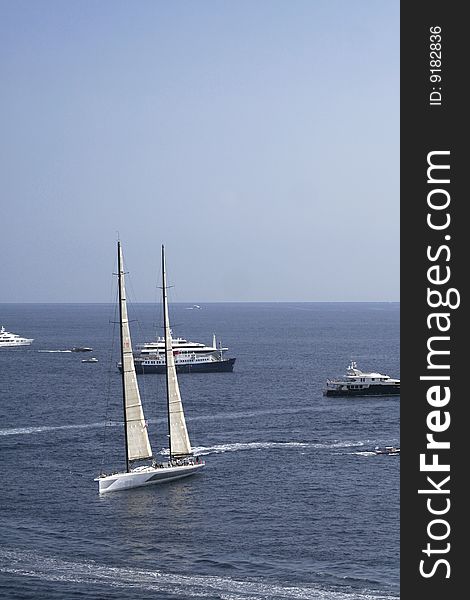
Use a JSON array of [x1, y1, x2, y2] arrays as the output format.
[[95, 242, 205, 493]]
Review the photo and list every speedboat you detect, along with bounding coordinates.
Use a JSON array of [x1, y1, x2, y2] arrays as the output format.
[[374, 446, 400, 455]]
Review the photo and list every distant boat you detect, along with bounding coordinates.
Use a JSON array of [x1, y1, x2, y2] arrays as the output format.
[[82, 357, 98, 363], [95, 243, 204, 494], [324, 361, 400, 397], [71, 346, 93, 352], [186, 304, 202, 310], [373, 446, 400, 456], [0, 326, 33, 348]]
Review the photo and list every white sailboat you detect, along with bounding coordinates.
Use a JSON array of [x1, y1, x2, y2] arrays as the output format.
[[95, 242, 204, 493]]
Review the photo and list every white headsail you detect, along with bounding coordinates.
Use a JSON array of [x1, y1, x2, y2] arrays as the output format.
[[118, 242, 153, 463], [162, 245, 192, 458]]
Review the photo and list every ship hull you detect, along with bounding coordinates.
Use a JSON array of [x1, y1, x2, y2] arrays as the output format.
[[127, 357, 236, 374], [96, 462, 205, 494], [0, 340, 33, 348], [324, 385, 400, 397]]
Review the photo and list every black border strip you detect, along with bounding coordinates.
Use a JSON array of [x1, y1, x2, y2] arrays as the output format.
[[401, 3, 465, 598]]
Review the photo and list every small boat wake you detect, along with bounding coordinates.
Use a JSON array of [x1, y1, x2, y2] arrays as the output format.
[[37, 350, 73, 353], [0, 421, 117, 437], [354, 451, 378, 457], [0, 422, 375, 458], [171, 440, 374, 456], [353, 447, 400, 457]]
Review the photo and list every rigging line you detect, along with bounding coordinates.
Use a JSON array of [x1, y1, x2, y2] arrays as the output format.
[[100, 284, 119, 473], [165, 263, 180, 336], [154, 259, 163, 338], [122, 253, 144, 337], [149, 256, 163, 442], [162, 262, 188, 336]]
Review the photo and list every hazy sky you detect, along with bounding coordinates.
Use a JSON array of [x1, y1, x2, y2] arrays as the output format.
[[1, 0, 399, 302]]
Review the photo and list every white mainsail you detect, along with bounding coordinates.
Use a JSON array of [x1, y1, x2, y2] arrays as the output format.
[[162, 245, 192, 458], [118, 242, 153, 463]]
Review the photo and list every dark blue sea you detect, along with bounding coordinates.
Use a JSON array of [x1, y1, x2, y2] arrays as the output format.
[[0, 303, 399, 600]]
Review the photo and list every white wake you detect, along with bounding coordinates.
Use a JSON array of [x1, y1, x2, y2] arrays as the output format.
[[0, 548, 398, 600]]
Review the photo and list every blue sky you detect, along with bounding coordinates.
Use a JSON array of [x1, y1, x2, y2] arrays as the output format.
[[1, 0, 399, 302]]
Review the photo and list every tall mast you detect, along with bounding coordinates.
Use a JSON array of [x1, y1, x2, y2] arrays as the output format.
[[162, 244, 172, 461], [117, 241, 130, 473]]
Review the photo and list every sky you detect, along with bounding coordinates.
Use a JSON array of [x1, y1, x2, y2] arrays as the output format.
[[0, 0, 399, 303]]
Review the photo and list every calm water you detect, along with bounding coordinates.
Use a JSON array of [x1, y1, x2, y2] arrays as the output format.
[[0, 303, 399, 600]]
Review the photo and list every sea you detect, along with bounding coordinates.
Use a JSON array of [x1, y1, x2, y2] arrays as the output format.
[[0, 302, 400, 600]]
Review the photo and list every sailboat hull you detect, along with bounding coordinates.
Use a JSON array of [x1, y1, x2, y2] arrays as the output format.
[[95, 463, 205, 494]]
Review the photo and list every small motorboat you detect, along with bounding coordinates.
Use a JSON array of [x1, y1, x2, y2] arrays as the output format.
[[82, 357, 98, 363], [72, 346, 93, 352], [374, 446, 400, 455]]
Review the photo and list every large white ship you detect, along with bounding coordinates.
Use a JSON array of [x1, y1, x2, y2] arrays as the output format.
[[119, 333, 236, 374], [0, 326, 34, 348]]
